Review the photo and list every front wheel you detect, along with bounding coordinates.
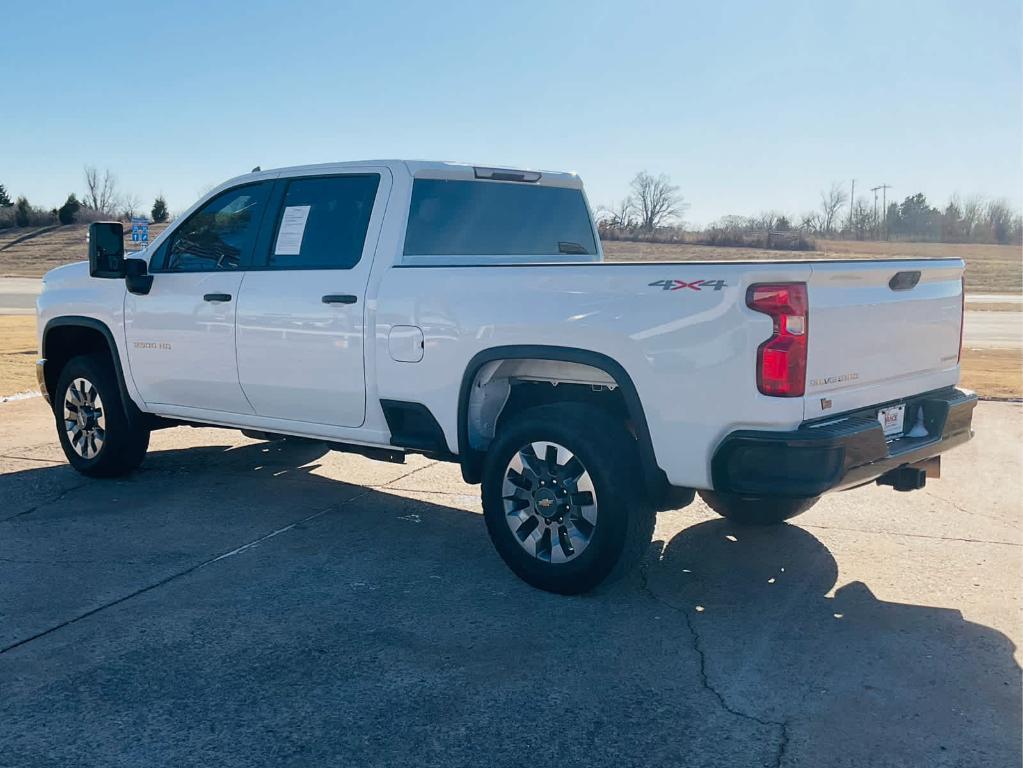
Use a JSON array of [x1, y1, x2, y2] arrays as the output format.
[[698, 490, 818, 526], [54, 354, 150, 478], [481, 403, 655, 595]]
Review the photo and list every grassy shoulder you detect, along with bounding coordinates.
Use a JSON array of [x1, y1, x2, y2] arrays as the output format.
[[1, 315, 1017, 401], [0, 316, 38, 396], [3, 226, 1019, 296], [602, 237, 1021, 295], [959, 348, 1023, 399]]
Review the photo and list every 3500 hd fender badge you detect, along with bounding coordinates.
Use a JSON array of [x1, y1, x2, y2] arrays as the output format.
[[649, 279, 727, 292], [133, 341, 172, 351]]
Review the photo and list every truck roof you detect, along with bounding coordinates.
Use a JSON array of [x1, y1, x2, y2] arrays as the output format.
[[224, 160, 583, 189]]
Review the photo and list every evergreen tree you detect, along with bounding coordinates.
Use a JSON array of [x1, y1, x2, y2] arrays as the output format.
[[0, 184, 12, 207], [14, 197, 31, 227], [58, 193, 82, 225], [151, 196, 169, 223]]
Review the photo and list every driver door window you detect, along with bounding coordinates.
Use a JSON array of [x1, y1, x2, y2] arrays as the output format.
[[161, 183, 271, 272]]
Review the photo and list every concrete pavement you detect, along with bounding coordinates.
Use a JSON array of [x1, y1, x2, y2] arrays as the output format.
[[0, 397, 1019, 767]]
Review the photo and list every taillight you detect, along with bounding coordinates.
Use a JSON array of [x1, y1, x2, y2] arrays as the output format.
[[958, 276, 965, 364], [747, 282, 808, 397]]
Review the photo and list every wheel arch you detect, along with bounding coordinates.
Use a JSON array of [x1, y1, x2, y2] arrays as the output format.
[[41, 316, 145, 425], [456, 345, 673, 504]]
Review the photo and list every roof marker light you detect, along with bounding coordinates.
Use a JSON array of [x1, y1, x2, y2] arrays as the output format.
[[473, 166, 542, 183]]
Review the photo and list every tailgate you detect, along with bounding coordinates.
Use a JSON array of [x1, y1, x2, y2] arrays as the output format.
[[803, 259, 964, 420]]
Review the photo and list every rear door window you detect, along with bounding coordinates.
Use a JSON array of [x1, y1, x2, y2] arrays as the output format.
[[403, 179, 597, 257], [264, 174, 380, 270]]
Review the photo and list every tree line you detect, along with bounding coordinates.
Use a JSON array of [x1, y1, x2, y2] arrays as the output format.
[[598, 173, 1023, 247], [0, 167, 169, 230]]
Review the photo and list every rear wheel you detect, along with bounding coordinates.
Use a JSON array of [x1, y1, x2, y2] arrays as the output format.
[[54, 354, 149, 477], [699, 490, 818, 526], [481, 403, 655, 595]]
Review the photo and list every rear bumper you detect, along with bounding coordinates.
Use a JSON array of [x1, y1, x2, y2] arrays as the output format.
[[711, 386, 977, 498]]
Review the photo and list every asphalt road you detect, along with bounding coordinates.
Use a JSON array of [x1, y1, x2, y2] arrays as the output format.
[[0, 398, 1019, 767], [0, 278, 39, 315], [962, 310, 1023, 350]]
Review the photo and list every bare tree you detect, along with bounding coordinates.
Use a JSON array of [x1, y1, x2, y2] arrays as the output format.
[[630, 171, 685, 231], [960, 195, 985, 241], [799, 211, 824, 233], [596, 197, 636, 231], [748, 210, 789, 231], [987, 199, 1015, 244], [849, 198, 875, 240], [819, 182, 848, 235], [121, 193, 142, 220], [83, 166, 120, 214]]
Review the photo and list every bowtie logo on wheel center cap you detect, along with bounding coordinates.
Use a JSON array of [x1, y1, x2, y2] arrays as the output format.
[[534, 489, 559, 518]]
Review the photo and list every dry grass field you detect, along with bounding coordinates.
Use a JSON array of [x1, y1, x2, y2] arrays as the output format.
[[1, 226, 1018, 294], [959, 348, 1023, 399], [0, 223, 170, 278], [603, 238, 1022, 295], [0, 316, 37, 396], [1, 314, 1016, 400]]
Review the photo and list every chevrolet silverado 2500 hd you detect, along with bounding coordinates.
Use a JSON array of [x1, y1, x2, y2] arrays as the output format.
[[36, 160, 976, 594]]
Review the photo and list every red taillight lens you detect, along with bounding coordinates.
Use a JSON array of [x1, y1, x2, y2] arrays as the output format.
[[958, 276, 965, 364], [747, 282, 808, 397]]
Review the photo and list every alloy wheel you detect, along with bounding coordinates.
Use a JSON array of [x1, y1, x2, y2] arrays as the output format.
[[63, 377, 106, 459], [501, 441, 598, 563]]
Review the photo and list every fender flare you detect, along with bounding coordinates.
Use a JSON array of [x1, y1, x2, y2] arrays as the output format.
[[42, 316, 146, 425], [456, 345, 668, 498]]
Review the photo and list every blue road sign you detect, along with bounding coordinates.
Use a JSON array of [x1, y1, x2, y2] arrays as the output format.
[[131, 218, 149, 245]]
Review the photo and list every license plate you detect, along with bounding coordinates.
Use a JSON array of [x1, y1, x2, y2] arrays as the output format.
[[877, 404, 906, 437]]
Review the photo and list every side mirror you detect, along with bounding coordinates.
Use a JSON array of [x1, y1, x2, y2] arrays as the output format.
[[88, 222, 125, 278], [125, 258, 154, 296]]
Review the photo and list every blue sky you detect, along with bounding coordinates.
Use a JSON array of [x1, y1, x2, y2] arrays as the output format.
[[3, 0, 1020, 225]]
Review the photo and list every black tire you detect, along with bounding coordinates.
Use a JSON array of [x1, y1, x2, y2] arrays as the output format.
[[698, 490, 818, 526], [54, 354, 150, 478], [481, 403, 656, 595]]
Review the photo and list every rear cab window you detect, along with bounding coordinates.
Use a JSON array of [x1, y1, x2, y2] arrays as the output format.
[[262, 174, 380, 270], [403, 177, 598, 264]]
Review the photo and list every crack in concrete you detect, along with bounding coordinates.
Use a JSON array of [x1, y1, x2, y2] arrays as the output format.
[[802, 522, 1019, 547], [0, 453, 65, 464], [921, 490, 1011, 527], [1, 481, 89, 523], [0, 461, 438, 655], [638, 558, 791, 768]]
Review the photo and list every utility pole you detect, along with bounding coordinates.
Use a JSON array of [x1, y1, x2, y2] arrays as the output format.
[[849, 179, 855, 231], [876, 184, 892, 240], [870, 186, 882, 239]]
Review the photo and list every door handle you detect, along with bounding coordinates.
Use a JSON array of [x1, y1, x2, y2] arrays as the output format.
[[203, 293, 232, 302], [322, 294, 358, 305]]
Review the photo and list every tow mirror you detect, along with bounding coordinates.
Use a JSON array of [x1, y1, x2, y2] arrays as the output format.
[[88, 222, 126, 278], [124, 258, 154, 295]]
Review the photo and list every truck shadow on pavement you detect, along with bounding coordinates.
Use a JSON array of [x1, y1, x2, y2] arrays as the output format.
[[1, 437, 1020, 768]]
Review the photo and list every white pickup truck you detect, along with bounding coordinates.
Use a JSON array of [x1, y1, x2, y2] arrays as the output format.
[[36, 160, 976, 593]]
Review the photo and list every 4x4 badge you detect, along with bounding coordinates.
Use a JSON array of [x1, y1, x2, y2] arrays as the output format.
[[649, 279, 727, 292]]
